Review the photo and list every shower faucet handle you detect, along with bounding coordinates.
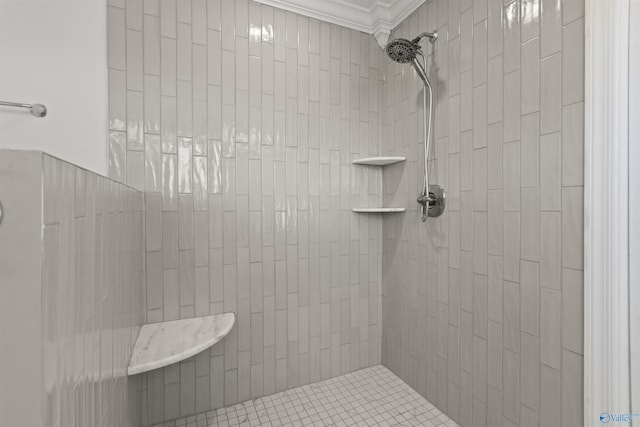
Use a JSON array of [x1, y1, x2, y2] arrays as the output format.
[[417, 193, 434, 205], [417, 185, 446, 220]]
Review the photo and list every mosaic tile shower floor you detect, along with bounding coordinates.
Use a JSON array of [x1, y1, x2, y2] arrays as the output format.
[[165, 365, 458, 427]]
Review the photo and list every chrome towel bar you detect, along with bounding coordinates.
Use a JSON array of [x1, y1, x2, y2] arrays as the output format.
[[0, 101, 47, 117]]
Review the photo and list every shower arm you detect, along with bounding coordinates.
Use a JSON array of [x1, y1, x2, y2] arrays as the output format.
[[411, 31, 438, 44]]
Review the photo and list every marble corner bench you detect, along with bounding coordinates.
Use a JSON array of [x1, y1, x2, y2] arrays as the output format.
[[128, 313, 236, 375]]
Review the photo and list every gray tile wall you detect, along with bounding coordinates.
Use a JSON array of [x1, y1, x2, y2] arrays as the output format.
[[0, 151, 46, 427], [41, 154, 146, 427], [0, 150, 145, 427], [107, 0, 384, 424], [380, 0, 584, 426]]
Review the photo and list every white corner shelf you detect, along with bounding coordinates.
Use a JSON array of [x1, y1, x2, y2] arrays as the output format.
[[352, 208, 406, 213], [128, 313, 235, 375], [351, 156, 406, 166]]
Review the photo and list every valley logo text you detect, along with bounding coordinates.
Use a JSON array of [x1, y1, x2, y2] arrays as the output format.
[[600, 412, 640, 423]]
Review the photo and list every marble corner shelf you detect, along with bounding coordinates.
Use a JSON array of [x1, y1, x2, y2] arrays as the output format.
[[352, 208, 406, 213], [127, 313, 235, 376], [351, 156, 406, 166]]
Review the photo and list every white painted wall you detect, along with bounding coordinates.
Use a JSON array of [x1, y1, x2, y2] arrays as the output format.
[[584, 0, 634, 422], [0, 0, 108, 175], [630, 0, 640, 421]]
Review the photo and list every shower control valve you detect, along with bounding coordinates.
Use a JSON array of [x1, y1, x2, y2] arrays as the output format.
[[417, 185, 446, 221], [416, 193, 434, 205]]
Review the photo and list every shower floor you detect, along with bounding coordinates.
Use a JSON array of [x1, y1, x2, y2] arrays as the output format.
[[167, 365, 457, 427]]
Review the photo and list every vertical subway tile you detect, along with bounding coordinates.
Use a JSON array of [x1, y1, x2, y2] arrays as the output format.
[[144, 75, 162, 135], [562, 268, 583, 354], [520, 39, 540, 115], [540, 288, 561, 369], [108, 6, 126, 70], [162, 153, 178, 210], [109, 69, 127, 131], [127, 90, 144, 150], [503, 212, 520, 282], [474, 213, 488, 275], [177, 0, 191, 23], [144, 135, 162, 192], [487, 122, 503, 189], [520, 187, 540, 261], [144, 15, 161, 75], [161, 37, 177, 96], [160, 0, 177, 37], [488, 189, 503, 256], [520, 333, 539, 410], [540, 53, 561, 134], [178, 138, 193, 193], [192, 0, 207, 44], [487, 55, 503, 125], [503, 140, 520, 211], [127, 0, 143, 29], [488, 255, 503, 322], [562, 102, 584, 186], [109, 131, 127, 181], [474, 148, 488, 210], [503, 281, 520, 352], [473, 21, 488, 86], [162, 95, 178, 141], [540, 132, 561, 210], [177, 22, 192, 81], [540, 0, 561, 57], [503, 70, 520, 142], [487, 321, 503, 389], [473, 85, 488, 148], [562, 187, 584, 270], [540, 365, 562, 426], [563, 0, 585, 23], [177, 81, 193, 137], [520, 260, 539, 335], [540, 211, 561, 289], [562, 350, 584, 426], [503, 0, 520, 73], [487, 0, 503, 58], [127, 150, 145, 190], [460, 9, 473, 71], [126, 29, 144, 90], [502, 349, 520, 423], [521, 0, 540, 42]]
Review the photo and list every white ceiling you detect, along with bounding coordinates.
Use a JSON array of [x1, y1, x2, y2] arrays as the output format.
[[252, 0, 427, 47]]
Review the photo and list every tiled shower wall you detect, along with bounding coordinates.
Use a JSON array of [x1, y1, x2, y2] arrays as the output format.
[[0, 150, 145, 427], [107, 0, 384, 424], [41, 154, 146, 427], [381, 0, 584, 426]]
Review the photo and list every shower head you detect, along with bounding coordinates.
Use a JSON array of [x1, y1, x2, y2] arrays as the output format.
[[385, 38, 419, 64], [385, 38, 430, 86], [385, 31, 438, 86], [384, 31, 438, 64]]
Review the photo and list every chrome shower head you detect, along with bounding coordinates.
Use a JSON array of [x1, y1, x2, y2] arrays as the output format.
[[385, 38, 430, 86], [385, 38, 419, 64]]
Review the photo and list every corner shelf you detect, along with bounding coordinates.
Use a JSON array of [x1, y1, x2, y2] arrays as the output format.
[[128, 313, 235, 375], [352, 208, 406, 213], [351, 156, 406, 166]]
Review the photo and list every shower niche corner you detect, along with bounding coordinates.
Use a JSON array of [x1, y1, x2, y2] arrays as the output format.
[[351, 156, 407, 213], [351, 156, 406, 166]]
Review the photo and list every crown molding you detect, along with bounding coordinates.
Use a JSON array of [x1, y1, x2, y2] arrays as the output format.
[[251, 0, 426, 48]]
